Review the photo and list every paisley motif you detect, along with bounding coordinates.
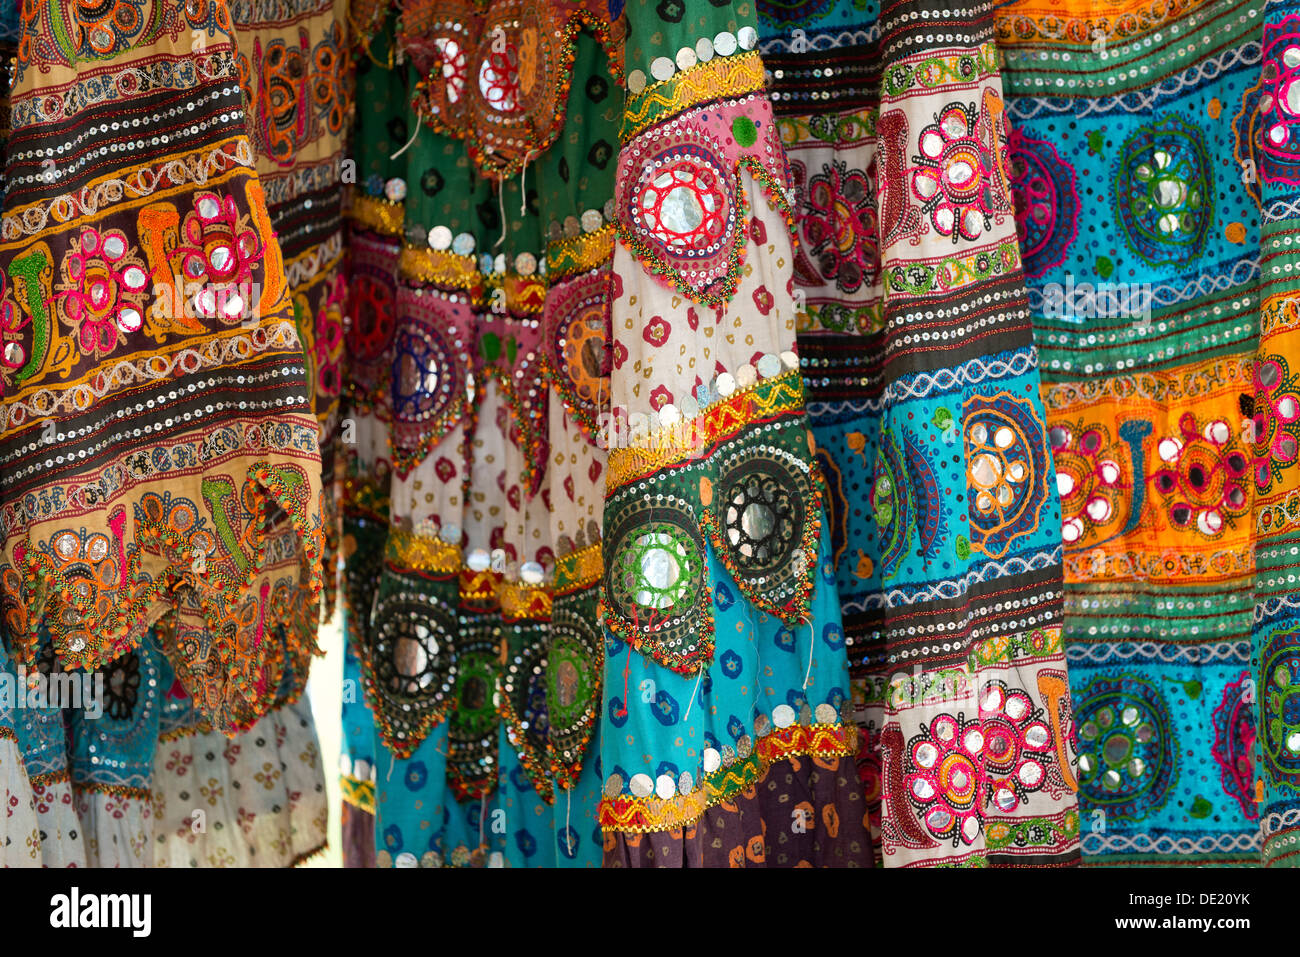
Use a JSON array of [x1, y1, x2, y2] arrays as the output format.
[[1211, 671, 1258, 821], [70, 0, 149, 59], [1233, 70, 1265, 206], [963, 391, 1049, 559], [874, 430, 914, 580]]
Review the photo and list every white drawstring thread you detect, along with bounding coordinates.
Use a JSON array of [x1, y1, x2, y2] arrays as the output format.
[[495, 179, 508, 248], [682, 666, 704, 722], [518, 149, 538, 216], [390, 108, 424, 160], [565, 789, 573, 854]]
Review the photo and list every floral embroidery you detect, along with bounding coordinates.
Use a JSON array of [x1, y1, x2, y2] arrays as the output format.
[[1150, 413, 1250, 538]]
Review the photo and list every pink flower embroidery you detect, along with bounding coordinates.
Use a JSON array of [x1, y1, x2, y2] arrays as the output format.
[[801, 158, 878, 293], [58, 227, 150, 358], [1252, 358, 1300, 491]]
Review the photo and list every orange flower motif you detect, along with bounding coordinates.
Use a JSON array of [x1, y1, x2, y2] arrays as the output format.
[[822, 803, 841, 838]]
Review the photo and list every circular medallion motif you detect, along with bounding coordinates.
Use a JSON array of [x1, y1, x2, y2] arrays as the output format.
[[712, 443, 811, 610], [1211, 671, 1258, 820], [1075, 672, 1174, 824], [1256, 31, 1300, 186], [620, 125, 736, 292], [1261, 630, 1300, 788], [799, 157, 879, 294], [910, 102, 1005, 242], [1253, 356, 1300, 493], [543, 270, 610, 442], [602, 492, 709, 671], [403, 0, 589, 177], [1049, 421, 1128, 546], [390, 313, 467, 462], [1008, 128, 1079, 278], [501, 623, 550, 791], [369, 585, 458, 747], [902, 680, 1053, 846], [1115, 116, 1211, 268], [346, 273, 396, 364], [1150, 412, 1250, 538], [447, 620, 502, 801], [547, 599, 603, 782]]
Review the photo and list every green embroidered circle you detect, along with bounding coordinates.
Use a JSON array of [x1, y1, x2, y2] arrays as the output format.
[[732, 116, 758, 148]]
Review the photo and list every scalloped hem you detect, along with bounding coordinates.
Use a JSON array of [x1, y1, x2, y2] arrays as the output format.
[[602, 751, 872, 867], [599, 722, 858, 834]]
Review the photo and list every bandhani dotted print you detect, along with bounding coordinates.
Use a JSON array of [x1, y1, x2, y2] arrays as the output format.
[[1075, 673, 1175, 825]]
